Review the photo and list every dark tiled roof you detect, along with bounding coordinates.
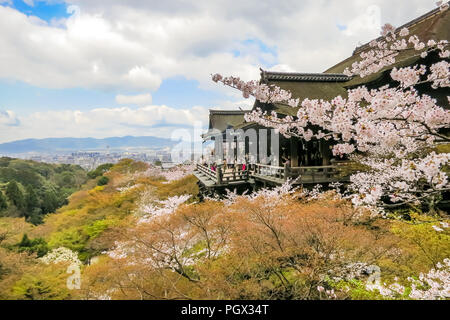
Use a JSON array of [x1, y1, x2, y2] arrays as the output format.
[[253, 79, 348, 116], [209, 110, 248, 115], [233, 122, 258, 130], [207, 110, 249, 134], [261, 70, 351, 82], [208, 4, 450, 132]]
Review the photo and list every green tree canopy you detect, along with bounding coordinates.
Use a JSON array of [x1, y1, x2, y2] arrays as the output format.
[[97, 176, 110, 186], [87, 163, 114, 179], [41, 189, 60, 215], [0, 191, 7, 211], [0, 158, 86, 224], [25, 185, 40, 213], [5, 181, 25, 210]]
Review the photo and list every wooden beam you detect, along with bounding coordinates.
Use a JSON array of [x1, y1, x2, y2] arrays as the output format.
[[320, 140, 331, 165], [290, 139, 299, 167]]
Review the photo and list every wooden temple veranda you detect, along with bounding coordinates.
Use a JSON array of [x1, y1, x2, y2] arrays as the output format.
[[195, 109, 351, 194], [194, 87, 353, 194], [194, 6, 450, 194]]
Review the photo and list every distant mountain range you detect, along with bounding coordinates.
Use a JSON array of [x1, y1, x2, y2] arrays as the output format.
[[0, 136, 178, 154]]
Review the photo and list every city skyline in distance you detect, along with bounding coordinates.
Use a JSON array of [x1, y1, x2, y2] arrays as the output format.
[[0, 135, 179, 155]]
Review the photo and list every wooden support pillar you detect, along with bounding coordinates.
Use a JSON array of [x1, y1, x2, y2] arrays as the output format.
[[307, 141, 313, 166], [320, 140, 331, 166], [256, 129, 259, 163], [303, 141, 310, 166], [284, 163, 290, 181], [214, 137, 223, 163], [290, 139, 299, 167], [217, 167, 222, 185]]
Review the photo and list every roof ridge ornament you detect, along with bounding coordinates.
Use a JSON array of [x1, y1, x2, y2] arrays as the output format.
[[260, 67, 267, 82]]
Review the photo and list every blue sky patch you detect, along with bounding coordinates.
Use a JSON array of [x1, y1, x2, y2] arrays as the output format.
[[233, 38, 278, 68], [3, 0, 70, 22], [0, 79, 116, 115], [0, 76, 230, 117], [337, 23, 348, 31], [151, 77, 224, 109], [242, 39, 277, 55]]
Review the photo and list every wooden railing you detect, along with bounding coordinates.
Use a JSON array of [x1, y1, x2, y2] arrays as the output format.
[[253, 163, 339, 183], [197, 163, 343, 185], [222, 169, 249, 183], [196, 164, 218, 182], [254, 163, 285, 180], [196, 164, 249, 185], [288, 165, 338, 183]]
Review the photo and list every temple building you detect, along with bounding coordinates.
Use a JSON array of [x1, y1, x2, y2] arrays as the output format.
[[195, 5, 450, 193]]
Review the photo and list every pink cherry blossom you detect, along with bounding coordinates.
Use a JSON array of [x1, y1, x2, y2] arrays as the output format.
[[212, 20, 450, 212]]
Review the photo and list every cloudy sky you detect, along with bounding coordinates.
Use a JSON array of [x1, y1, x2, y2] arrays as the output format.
[[0, 0, 438, 143]]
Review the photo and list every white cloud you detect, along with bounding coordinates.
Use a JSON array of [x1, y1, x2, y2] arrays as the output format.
[[23, 0, 34, 7], [0, 105, 209, 143], [268, 64, 297, 73], [342, 5, 381, 38], [0, 110, 20, 126], [116, 93, 152, 105], [212, 98, 254, 111], [125, 67, 161, 91], [0, 0, 437, 92], [0, 0, 440, 143]]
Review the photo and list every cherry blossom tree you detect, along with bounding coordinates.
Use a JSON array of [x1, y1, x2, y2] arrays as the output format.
[[365, 258, 450, 300], [212, 4, 450, 213], [137, 164, 195, 184], [40, 247, 82, 266]]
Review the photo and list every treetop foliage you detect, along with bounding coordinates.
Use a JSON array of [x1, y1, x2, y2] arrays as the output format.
[[0, 158, 87, 225]]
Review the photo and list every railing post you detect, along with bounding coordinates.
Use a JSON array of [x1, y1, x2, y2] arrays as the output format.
[[217, 166, 222, 185], [284, 163, 289, 181], [329, 166, 335, 181], [298, 168, 305, 182]]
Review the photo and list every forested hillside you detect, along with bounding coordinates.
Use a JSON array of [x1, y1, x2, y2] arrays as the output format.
[[0, 159, 448, 300], [0, 157, 88, 224]]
